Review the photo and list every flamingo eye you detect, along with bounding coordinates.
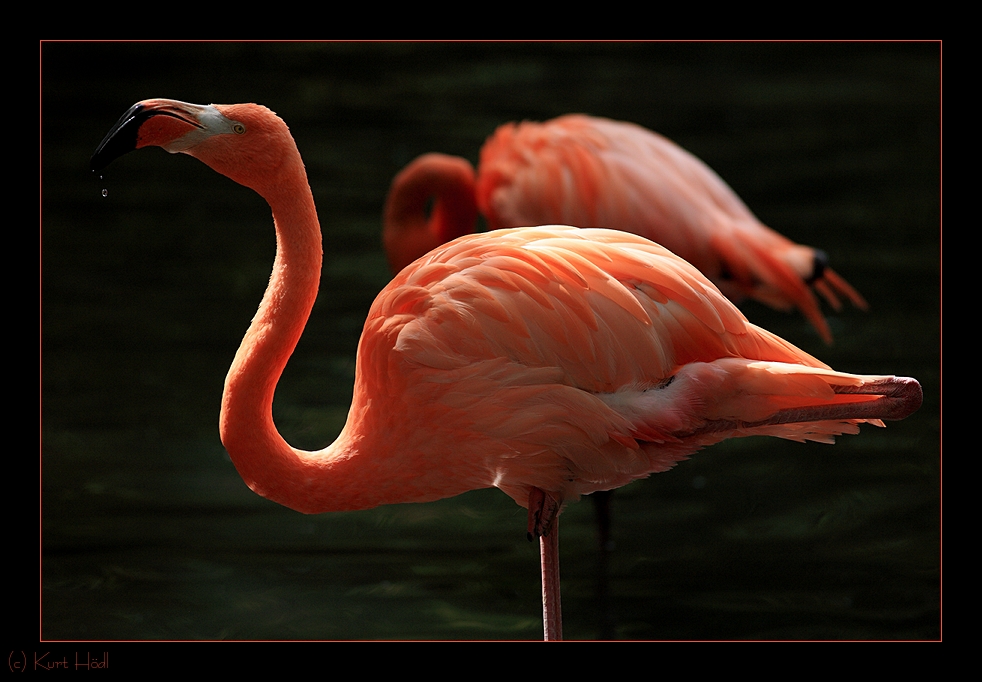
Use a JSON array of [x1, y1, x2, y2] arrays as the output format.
[[232, 122, 246, 135]]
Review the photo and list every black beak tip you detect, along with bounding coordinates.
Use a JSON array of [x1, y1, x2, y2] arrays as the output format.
[[90, 102, 149, 175], [90, 155, 107, 175]]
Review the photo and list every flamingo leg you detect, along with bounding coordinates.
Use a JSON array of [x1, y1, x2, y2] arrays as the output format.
[[540, 520, 562, 641], [528, 487, 563, 641]]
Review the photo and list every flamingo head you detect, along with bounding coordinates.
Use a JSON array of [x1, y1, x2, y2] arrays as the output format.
[[91, 98, 301, 197]]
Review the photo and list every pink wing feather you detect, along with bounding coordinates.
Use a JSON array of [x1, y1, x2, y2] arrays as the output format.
[[475, 115, 867, 343]]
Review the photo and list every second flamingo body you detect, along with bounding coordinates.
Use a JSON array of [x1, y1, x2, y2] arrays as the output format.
[[384, 114, 867, 343]]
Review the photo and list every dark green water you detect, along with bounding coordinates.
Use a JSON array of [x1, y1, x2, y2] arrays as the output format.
[[40, 42, 940, 641]]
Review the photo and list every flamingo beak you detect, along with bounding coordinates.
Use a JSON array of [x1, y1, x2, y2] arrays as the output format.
[[90, 99, 230, 175], [91, 101, 156, 174]]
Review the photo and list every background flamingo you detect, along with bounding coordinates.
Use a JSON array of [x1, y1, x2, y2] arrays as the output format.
[[90, 98, 921, 641], [43, 43, 938, 641], [384, 115, 868, 345]]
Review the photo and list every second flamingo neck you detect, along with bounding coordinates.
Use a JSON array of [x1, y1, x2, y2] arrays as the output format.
[[384, 157, 478, 272]]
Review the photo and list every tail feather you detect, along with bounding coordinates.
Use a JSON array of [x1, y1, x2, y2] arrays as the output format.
[[709, 227, 870, 344], [818, 267, 869, 312]]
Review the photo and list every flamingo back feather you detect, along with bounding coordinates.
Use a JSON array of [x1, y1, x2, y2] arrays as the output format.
[[473, 115, 867, 343]]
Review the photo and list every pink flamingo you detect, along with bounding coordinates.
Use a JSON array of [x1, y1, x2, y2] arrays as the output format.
[[92, 100, 921, 640], [384, 114, 868, 344]]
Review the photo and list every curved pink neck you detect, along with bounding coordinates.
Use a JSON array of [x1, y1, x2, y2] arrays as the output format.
[[382, 154, 478, 273], [217, 159, 354, 513]]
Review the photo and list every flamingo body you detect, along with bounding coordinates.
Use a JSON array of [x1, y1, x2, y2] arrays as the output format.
[[384, 114, 868, 344], [369, 224, 915, 512], [93, 100, 921, 640]]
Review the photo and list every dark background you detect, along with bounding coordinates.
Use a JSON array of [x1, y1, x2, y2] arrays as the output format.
[[40, 41, 940, 641]]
